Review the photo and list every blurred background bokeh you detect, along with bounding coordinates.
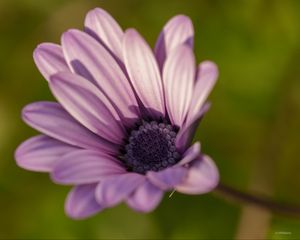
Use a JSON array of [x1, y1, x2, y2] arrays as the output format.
[[1, 0, 300, 239]]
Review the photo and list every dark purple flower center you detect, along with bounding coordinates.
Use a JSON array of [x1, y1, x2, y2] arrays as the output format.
[[122, 120, 181, 174]]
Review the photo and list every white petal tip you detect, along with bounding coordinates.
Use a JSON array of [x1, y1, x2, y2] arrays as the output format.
[[199, 61, 219, 78]]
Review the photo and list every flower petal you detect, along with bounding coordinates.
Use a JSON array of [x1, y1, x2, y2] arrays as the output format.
[[22, 101, 117, 154], [186, 61, 218, 124], [65, 184, 103, 219], [163, 45, 195, 126], [84, 8, 123, 61], [50, 72, 126, 144], [51, 150, 125, 185], [176, 155, 219, 194], [177, 142, 201, 166], [33, 43, 69, 81], [61, 29, 139, 126], [123, 29, 165, 118], [126, 180, 163, 213], [176, 102, 211, 151], [95, 173, 145, 208], [147, 166, 187, 191], [172, 60, 218, 151], [155, 15, 194, 70], [15, 135, 78, 172]]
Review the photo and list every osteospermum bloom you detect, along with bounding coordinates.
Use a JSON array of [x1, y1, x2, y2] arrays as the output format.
[[15, 8, 219, 219]]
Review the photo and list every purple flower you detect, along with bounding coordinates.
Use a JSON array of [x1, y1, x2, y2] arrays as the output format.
[[15, 8, 219, 219]]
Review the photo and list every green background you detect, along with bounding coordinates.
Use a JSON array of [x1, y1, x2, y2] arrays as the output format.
[[1, 0, 300, 239]]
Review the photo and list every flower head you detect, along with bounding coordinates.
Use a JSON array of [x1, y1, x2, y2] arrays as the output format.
[[15, 8, 219, 219]]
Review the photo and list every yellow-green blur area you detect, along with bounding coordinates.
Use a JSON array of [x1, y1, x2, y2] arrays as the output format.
[[1, 0, 300, 239]]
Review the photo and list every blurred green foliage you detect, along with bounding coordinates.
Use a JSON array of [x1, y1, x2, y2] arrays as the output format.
[[0, 0, 300, 239]]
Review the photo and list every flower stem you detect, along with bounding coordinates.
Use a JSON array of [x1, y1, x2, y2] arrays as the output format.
[[215, 183, 300, 218]]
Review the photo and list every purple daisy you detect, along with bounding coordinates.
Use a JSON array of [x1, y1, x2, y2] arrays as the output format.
[[15, 8, 219, 219]]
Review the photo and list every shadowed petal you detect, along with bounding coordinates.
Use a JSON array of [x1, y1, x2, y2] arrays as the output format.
[[84, 8, 123, 60], [65, 184, 103, 219], [51, 150, 125, 185], [15, 135, 78, 172], [177, 142, 201, 166], [186, 61, 218, 124], [176, 155, 219, 194], [95, 173, 145, 208], [147, 166, 187, 191], [172, 62, 217, 151], [33, 43, 69, 81], [163, 45, 195, 126], [22, 101, 118, 154], [50, 72, 126, 144], [61, 30, 139, 125], [155, 15, 194, 70], [176, 102, 211, 151], [126, 180, 163, 212], [123, 29, 165, 118]]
